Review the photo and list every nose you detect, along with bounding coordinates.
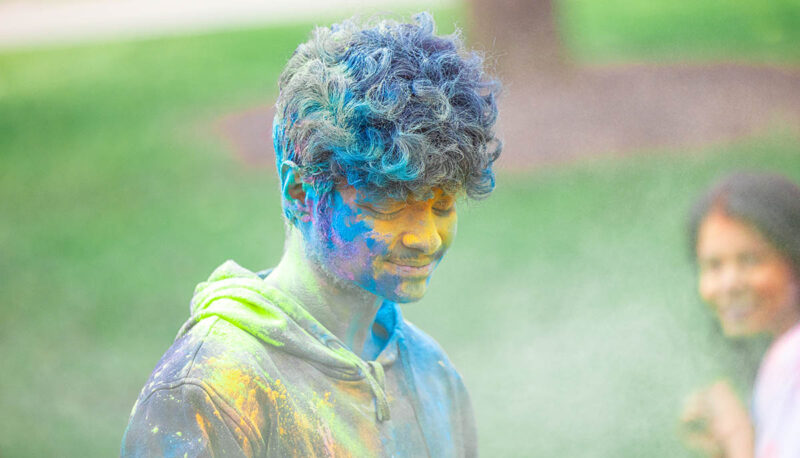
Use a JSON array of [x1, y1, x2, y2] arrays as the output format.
[[400, 214, 442, 254], [718, 263, 746, 296]]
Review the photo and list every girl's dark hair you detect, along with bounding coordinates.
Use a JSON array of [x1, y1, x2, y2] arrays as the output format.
[[688, 171, 800, 274]]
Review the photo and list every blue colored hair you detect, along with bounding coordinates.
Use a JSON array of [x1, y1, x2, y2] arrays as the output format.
[[273, 12, 501, 201]]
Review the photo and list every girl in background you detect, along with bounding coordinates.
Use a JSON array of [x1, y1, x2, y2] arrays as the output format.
[[682, 171, 800, 458]]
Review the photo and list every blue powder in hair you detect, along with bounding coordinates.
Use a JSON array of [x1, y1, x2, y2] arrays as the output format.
[[273, 12, 501, 201]]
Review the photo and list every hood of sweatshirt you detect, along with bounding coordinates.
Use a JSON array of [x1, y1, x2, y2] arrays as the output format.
[[176, 260, 394, 421]]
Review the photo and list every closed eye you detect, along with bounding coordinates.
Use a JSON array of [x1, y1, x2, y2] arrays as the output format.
[[433, 199, 455, 214], [359, 204, 405, 219], [433, 205, 455, 215]]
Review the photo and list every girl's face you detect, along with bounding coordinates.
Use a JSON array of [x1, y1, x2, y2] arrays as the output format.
[[696, 209, 800, 338]]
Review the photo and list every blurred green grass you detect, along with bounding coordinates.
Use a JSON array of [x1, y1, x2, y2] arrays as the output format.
[[562, 0, 800, 63], [1, 1, 798, 456]]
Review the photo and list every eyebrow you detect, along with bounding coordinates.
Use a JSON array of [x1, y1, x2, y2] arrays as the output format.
[[353, 195, 407, 208]]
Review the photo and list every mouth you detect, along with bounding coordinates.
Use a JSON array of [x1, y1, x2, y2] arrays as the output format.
[[718, 302, 756, 323], [385, 259, 437, 277]]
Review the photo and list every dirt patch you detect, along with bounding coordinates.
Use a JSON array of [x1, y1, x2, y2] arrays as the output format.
[[215, 104, 278, 169], [215, 62, 800, 172]]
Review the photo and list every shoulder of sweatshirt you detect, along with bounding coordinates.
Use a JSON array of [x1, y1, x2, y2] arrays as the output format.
[[139, 317, 279, 393], [123, 318, 274, 456], [396, 318, 469, 387]]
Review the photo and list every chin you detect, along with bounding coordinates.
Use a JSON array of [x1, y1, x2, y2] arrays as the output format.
[[391, 293, 426, 304], [379, 279, 429, 303], [720, 321, 761, 338], [379, 289, 427, 304]]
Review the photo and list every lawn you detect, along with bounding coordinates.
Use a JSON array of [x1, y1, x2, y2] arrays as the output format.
[[561, 0, 800, 63], [1, 1, 798, 456]]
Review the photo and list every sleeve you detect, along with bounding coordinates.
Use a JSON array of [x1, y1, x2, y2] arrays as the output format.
[[121, 383, 259, 458], [756, 376, 800, 458], [454, 372, 478, 458]]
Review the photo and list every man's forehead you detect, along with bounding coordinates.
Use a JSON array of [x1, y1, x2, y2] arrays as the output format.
[[343, 185, 450, 204]]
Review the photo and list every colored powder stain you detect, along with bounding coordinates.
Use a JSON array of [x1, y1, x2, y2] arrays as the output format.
[[264, 380, 297, 431], [265, 382, 287, 404], [262, 381, 322, 451], [296, 263, 327, 304], [195, 295, 287, 348], [233, 388, 255, 413], [308, 389, 372, 456], [312, 390, 335, 410], [205, 360, 253, 398], [151, 426, 159, 434], [210, 406, 225, 422], [195, 412, 211, 443], [308, 392, 340, 455], [195, 414, 253, 458], [205, 366, 264, 445], [320, 421, 336, 455]]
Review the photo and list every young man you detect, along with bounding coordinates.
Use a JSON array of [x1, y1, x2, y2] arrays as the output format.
[[122, 12, 500, 457]]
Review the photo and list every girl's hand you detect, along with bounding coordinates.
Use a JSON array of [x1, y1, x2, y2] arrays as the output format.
[[680, 380, 754, 458]]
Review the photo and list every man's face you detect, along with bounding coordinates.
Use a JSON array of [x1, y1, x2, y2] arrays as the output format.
[[696, 210, 800, 337], [304, 185, 457, 303]]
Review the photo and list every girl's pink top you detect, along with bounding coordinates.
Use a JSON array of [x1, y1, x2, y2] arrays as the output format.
[[753, 322, 800, 458]]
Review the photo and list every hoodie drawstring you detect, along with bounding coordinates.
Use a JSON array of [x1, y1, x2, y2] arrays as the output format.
[[324, 339, 390, 422], [366, 360, 390, 422]]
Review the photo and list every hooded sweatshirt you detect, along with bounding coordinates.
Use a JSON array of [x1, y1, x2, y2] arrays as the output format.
[[121, 261, 477, 457]]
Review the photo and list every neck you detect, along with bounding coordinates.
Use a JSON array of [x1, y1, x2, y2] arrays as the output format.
[[769, 283, 800, 340], [771, 310, 800, 341], [263, 231, 383, 357]]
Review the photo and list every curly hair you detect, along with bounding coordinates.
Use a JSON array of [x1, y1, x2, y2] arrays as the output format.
[[272, 12, 501, 201]]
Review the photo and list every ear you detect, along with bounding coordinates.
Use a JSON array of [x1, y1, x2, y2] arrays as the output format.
[[279, 161, 311, 224]]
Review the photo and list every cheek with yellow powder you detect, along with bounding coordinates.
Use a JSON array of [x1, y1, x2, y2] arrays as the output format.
[[370, 208, 457, 301], [309, 188, 454, 302]]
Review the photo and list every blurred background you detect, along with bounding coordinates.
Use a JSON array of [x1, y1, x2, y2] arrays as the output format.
[[1, 0, 799, 456]]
